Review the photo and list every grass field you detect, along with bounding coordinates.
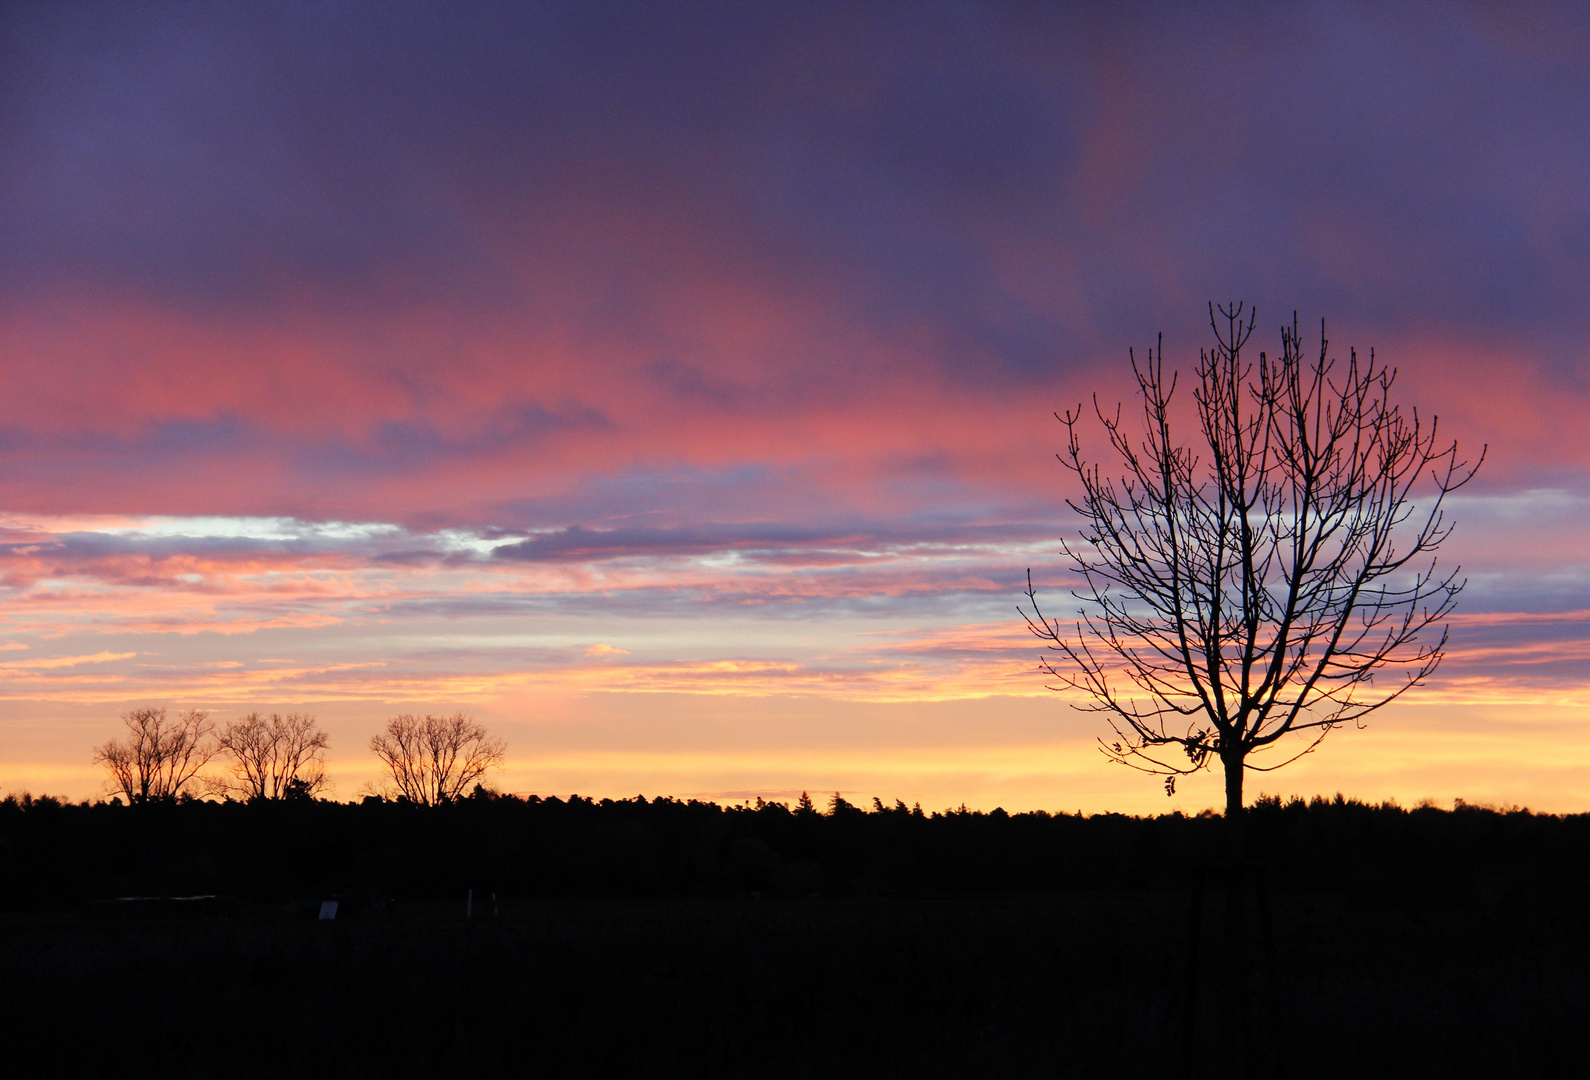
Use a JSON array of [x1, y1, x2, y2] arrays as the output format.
[[3, 886, 1584, 1078]]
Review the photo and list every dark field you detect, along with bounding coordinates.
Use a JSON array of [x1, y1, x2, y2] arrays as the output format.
[[3, 793, 1587, 1077]]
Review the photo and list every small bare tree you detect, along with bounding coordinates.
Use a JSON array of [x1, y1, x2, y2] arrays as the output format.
[[1023, 303, 1482, 837], [93, 707, 217, 804], [215, 712, 330, 801], [369, 713, 505, 805]]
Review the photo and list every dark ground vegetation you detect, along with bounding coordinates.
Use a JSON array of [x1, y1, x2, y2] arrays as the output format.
[[1, 791, 1585, 1077]]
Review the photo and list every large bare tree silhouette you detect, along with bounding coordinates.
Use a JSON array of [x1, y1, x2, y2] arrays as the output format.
[[1024, 303, 1482, 838], [216, 712, 330, 800], [370, 712, 505, 805], [93, 707, 216, 804]]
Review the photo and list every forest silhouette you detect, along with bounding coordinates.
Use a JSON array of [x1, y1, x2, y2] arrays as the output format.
[[3, 790, 1589, 1076], [4, 787, 1585, 905]]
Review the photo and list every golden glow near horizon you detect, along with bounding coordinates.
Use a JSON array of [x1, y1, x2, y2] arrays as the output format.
[[2, 503, 1585, 813]]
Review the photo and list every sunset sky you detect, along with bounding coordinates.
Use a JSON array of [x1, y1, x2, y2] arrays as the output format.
[[2, 2, 1588, 813]]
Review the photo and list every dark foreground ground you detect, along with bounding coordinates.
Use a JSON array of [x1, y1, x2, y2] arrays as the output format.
[[3, 889, 1585, 1078], [2, 793, 1587, 1076]]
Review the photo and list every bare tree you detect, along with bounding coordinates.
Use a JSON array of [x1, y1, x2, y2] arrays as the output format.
[[369, 713, 505, 805], [215, 712, 330, 801], [1023, 303, 1482, 837], [93, 707, 217, 804]]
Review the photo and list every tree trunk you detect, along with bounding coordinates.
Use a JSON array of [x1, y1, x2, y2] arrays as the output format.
[[1218, 750, 1254, 1076], [1222, 750, 1246, 861]]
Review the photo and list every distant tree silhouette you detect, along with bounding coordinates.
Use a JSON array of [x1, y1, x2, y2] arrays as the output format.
[[829, 792, 862, 817], [216, 712, 330, 801], [1024, 303, 1482, 840], [369, 712, 505, 805], [92, 707, 216, 804]]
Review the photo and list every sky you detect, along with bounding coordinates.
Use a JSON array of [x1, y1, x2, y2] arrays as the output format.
[[1, 1, 1588, 813]]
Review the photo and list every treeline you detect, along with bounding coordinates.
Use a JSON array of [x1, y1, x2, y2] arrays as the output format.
[[3, 790, 1588, 910]]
